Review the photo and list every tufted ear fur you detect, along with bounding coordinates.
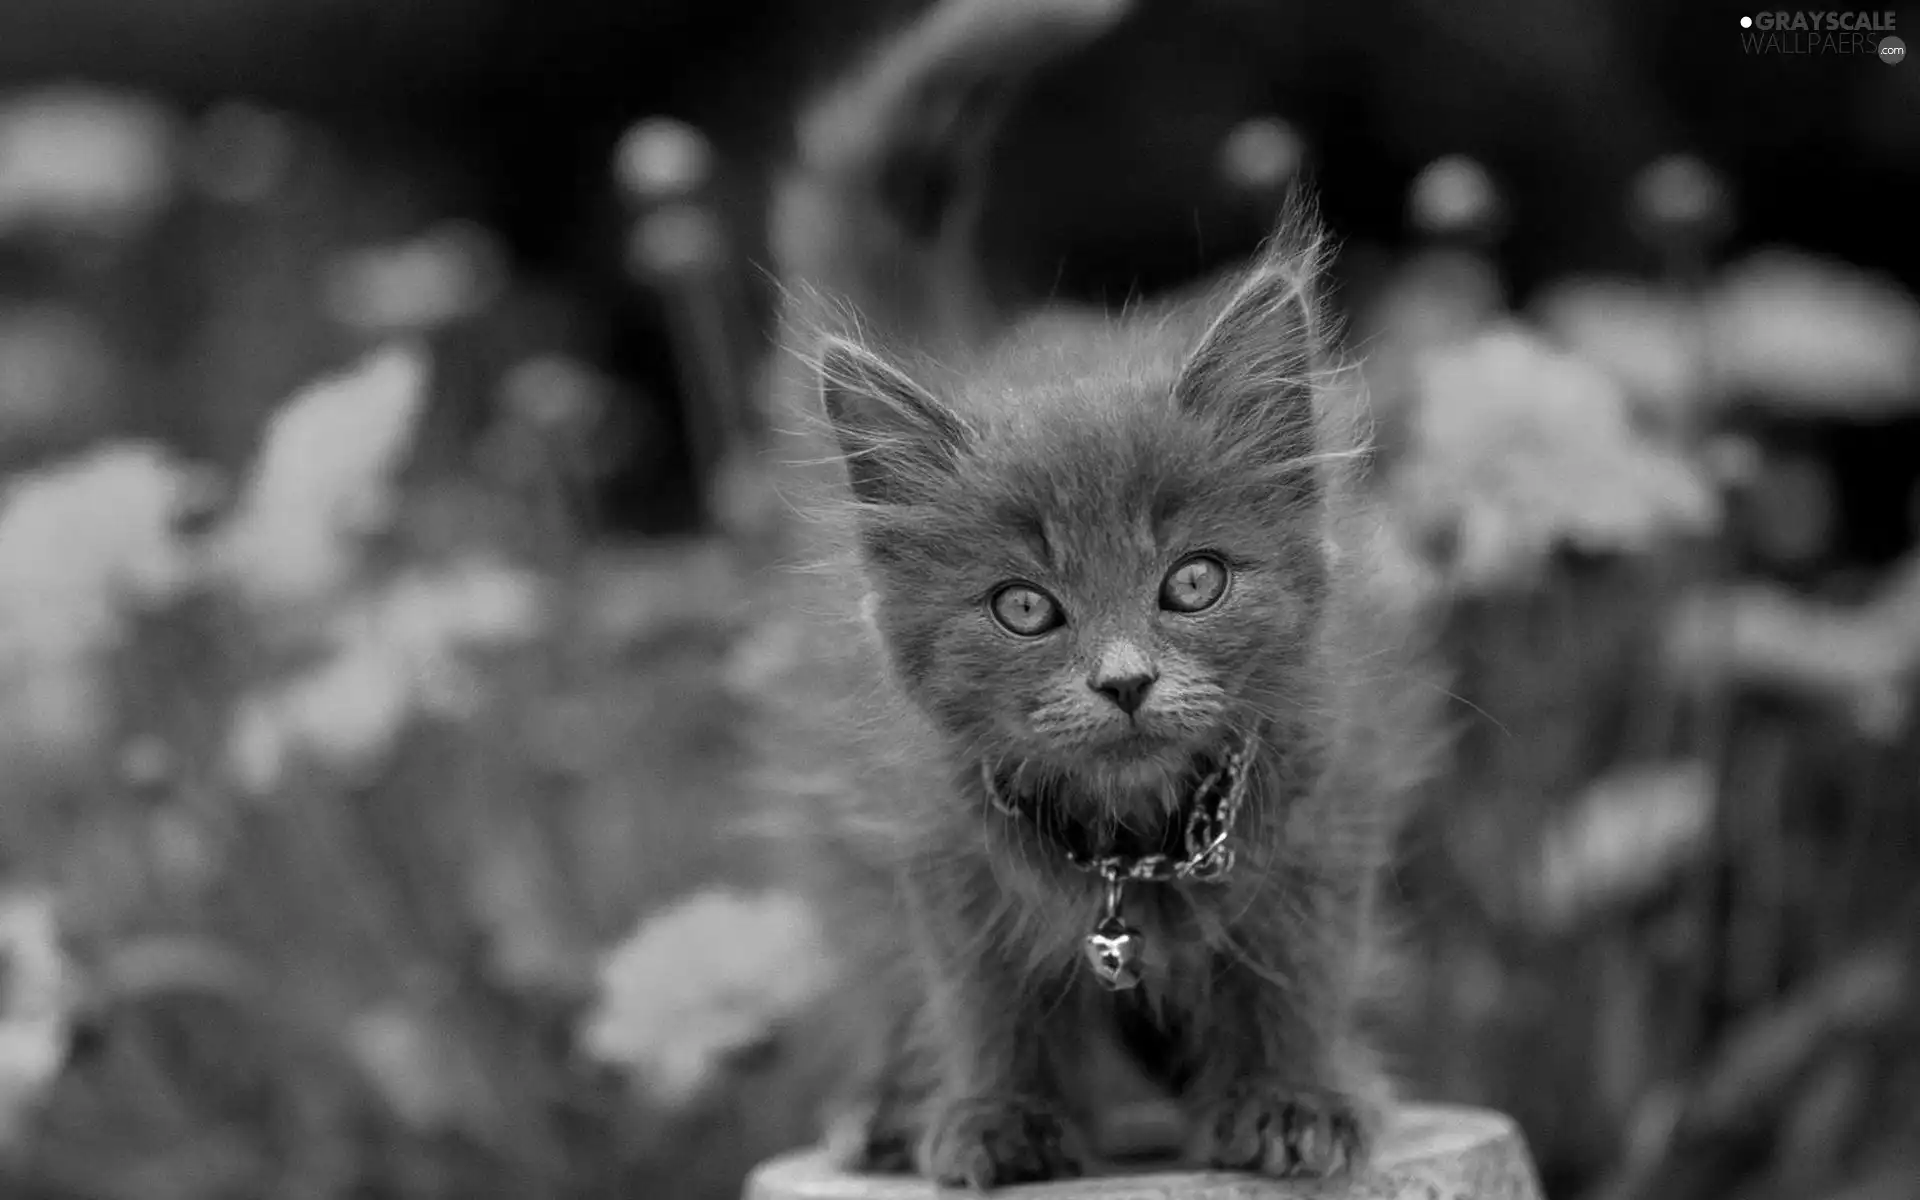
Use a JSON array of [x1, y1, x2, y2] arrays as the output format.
[[1172, 218, 1330, 492], [818, 336, 972, 506]]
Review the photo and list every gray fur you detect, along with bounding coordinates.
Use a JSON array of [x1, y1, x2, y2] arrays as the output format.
[[743, 0, 1444, 1188]]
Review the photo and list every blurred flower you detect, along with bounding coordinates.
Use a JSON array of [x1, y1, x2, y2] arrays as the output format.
[[0, 442, 212, 643], [0, 889, 76, 1151], [1354, 249, 1506, 436], [345, 1003, 485, 1132], [0, 443, 219, 762], [1531, 277, 1702, 427], [226, 643, 414, 796], [1666, 569, 1920, 740], [225, 558, 549, 795], [1535, 253, 1920, 427], [615, 117, 714, 205], [1389, 326, 1720, 592], [0, 304, 118, 450], [1218, 116, 1303, 199], [1708, 250, 1920, 415], [578, 887, 833, 1109], [1408, 155, 1504, 240], [0, 86, 178, 239], [209, 345, 430, 616], [321, 222, 507, 334], [1529, 760, 1715, 933], [368, 558, 548, 673], [1629, 154, 1734, 251]]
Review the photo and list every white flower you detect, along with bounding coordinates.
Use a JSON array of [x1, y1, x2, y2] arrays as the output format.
[[0, 443, 216, 761], [1665, 573, 1920, 741], [0, 889, 75, 1150], [1533, 254, 1920, 423], [224, 558, 548, 794], [0, 442, 212, 650], [209, 345, 430, 614], [1708, 250, 1920, 414], [1530, 277, 1703, 427], [1531, 761, 1716, 933], [579, 888, 834, 1109], [368, 558, 549, 663], [0, 86, 177, 238], [321, 222, 506, 334], [1390, 325, 1720, 592], [225, 638, 417, 795], [615, 118, 714, 204], [345, 1004, 483, 1132]]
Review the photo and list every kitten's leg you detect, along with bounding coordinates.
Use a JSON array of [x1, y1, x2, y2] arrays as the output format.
[[915, 975, 1091, 1189], [823, 1002, 930, 1174], [1177, 898, 1393, 1180], [907, 881, 1092, 1188]]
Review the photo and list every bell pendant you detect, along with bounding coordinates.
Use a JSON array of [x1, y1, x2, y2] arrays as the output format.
[[1085, 914, 1145, 990]]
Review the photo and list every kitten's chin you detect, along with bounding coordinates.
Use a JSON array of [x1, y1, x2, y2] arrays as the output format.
[[1089, 727, 1175, 758], [1084, 723, 1212, 767], [1069, 731, 1235, 809], [1079, 751, 1186, 795], [990, 727, 1247, 827]]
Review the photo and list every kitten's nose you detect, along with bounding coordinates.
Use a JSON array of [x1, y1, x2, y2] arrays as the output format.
[[1090, 669, 1158, 716]]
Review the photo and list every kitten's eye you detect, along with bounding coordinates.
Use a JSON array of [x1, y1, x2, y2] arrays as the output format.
[[1160, 555, 1229, 613], [990, 584, 1062, 636]]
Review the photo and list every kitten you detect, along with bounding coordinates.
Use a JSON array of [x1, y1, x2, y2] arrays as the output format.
[[745, 0, 1441, 1189]]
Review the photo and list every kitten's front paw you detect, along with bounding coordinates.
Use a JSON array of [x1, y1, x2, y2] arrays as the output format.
[[919, 1095, 1088, 1189], [1187, 1081, 1375, 1180]]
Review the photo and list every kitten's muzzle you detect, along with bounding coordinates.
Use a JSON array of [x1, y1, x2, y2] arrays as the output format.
[[1089, 668, 1158, 716], [1088, 639, 1159, 717]]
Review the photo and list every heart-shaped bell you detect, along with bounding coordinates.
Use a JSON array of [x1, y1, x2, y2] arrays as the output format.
[[1085, 914, 1145, 990]]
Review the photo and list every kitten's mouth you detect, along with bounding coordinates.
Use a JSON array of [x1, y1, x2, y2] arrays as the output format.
[[981, 727, 1255, 863]]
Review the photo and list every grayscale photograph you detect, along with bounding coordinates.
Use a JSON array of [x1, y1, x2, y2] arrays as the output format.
[[0, 2, 1914, 1199]]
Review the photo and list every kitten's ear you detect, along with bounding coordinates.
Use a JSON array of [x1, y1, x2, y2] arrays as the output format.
[[1173, 252, 1323, 469], [819, 336, 970, 505]]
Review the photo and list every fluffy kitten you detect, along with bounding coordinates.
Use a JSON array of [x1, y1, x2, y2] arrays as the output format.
[[746, 0, 1440, 1188]]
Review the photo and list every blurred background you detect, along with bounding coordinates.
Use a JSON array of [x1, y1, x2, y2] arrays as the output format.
[[1, 2, 1918, 1199]]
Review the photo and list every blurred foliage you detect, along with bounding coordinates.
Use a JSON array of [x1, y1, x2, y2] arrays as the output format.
[[0, 10, 1917, 1200]]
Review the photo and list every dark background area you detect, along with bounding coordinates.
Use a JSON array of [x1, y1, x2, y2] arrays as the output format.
[[9, 0, 1911, 531]]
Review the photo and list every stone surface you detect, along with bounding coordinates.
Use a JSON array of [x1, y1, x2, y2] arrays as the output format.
[[743, 1104, 1543, 1200]]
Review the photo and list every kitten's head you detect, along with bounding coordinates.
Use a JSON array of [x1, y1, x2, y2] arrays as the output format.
[[818, 234, 1341, 810]]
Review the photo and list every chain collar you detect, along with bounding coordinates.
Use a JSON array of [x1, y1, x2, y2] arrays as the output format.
[[979, 733, 1255, 886]]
